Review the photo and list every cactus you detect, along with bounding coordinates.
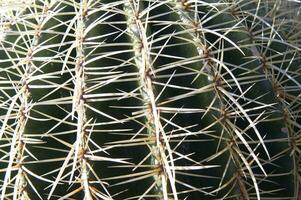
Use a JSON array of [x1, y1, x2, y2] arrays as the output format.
[[0, 0, 300, 199]]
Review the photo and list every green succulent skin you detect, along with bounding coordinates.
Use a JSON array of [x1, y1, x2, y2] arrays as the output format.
[[0, 0, 300, 199]]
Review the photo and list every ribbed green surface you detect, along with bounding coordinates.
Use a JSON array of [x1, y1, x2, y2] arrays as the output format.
[[0, 1, 300, 199]]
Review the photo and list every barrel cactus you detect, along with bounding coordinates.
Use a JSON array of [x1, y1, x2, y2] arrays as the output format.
[[0, 0, 300, 199]]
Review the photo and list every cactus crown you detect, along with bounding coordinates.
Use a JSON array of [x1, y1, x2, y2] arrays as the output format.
[[0, 0, 300, 199]]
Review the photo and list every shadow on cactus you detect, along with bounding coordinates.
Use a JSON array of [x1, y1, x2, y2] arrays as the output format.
[[0, 0, 300, 199]]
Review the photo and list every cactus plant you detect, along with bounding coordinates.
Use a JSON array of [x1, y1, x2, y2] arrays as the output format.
[[0, 0, 300, 199]]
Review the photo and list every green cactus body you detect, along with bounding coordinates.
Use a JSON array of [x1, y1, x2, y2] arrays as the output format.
[[0, 0, 300, 199]]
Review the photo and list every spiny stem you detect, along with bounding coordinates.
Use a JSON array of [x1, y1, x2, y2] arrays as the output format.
[[227, 1, 301, 197], [124, 1, 177, 199], [169, 1, 265, 199], [71, 1, 92, 199], [1, 2, 54, 199], [46, 0, 97, 199]]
